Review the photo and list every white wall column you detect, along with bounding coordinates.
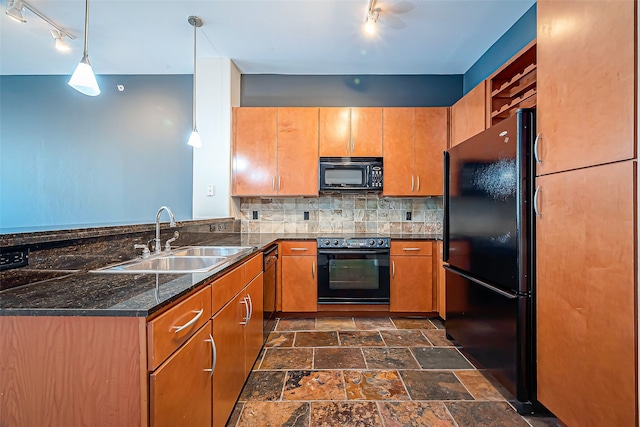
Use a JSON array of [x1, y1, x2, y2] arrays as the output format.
[[192, 58, 241, 219]]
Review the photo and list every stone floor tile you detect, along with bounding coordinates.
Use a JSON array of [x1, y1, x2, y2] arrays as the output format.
[[445, 401, 531, 427], [354, 317, 396, 330], [276, 318, 316, 331], [422, 329, 456, 346], [225, 402, 243, 427], [412, 347, 473, 369], [294, 331, 339, 347], [236, 401, 310, 427], [316, 317, 357, 330], [344, 370, 410, 401], [314, 347, 367, 369], [524, 415, 563, 427], [259, 348, 313, 370], [380, 329, 432, 347], [362, 347, 421, 369], [455, 370, 505, 401], [265, 331, 295, 348], [238, 370, 286, 401], [429, 317, 446, 329], [400, 370, 473, 400], [391, 317, 437, 330], [378, 401, 457, 427], [283, 370, 346, 401], [311, 401, 383, 427], [339, 330, 385, 347]]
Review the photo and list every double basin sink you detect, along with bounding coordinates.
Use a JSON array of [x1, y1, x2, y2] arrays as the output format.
[[94, 246, 254, 274]]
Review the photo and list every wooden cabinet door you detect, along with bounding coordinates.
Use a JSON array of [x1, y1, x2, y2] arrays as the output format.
[[232, 107, 277, 196], [150, 321, 212, 427], [383, 108, 415, 196], [450, 81, 486, 147], [390, 255, 433, 312], [277, 108, 319, 196], [244, 273, 264, 375], [536, 0, 635, 175], [536, 161, 636, 427], [351, 107, 383, 156], [415, 108, 448, 196], [281, 255, 317, 312], [319, 107, 351, 156], [212, 292, 247, 427]]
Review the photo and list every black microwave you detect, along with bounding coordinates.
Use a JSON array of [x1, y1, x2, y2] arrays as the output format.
[[319, 157, 383, 192]]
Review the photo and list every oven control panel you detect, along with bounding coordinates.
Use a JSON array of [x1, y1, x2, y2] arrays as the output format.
[[317, 237, 390, 249]]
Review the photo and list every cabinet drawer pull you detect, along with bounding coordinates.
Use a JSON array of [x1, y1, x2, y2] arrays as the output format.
[[534, 186, 541, 217], [312, 261, 316, 278], [392, 261, 395, 278], [173, 309, 203, 333], [290, 247, 308, 251], [402, 248, 421, 251], [205, 334, 217, 377], [417, 175, 420, 191], [411, 176, 414, 192], [240, 298, 250, 326], [534, 133, 542, 164]]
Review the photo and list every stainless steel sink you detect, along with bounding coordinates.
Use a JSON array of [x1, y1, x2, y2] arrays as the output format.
[[100, 256, 228, 273], [171, 246, 253, 257]]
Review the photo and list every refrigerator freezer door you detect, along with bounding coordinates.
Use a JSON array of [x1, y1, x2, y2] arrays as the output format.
[[445, 266, 533, 412]]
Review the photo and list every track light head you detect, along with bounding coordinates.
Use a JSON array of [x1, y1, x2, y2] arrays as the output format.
[[6, 0, 26, 23], [50, 29, 70, 52]]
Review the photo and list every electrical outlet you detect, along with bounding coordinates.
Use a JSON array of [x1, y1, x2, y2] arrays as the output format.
[[304, 211, 310, 220], [405, 212, 412, 221], [252, 211, 258, 220], [206, 185, 215, 196]]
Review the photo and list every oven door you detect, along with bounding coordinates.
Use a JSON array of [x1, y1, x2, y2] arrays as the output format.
[[317, 249, 390, 304]]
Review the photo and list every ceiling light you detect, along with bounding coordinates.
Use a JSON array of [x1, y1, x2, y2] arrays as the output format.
[[187, 16, 203, 148], [5, 0, 26, 22], [364, 0, 379, 35], [50, 29, 70, 52], [68, 0, 100, 96]]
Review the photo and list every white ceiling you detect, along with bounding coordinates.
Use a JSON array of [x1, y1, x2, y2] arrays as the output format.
[[0, 0, 535, 76]]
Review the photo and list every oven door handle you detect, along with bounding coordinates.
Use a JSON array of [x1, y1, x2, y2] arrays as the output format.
[[318, 249, 389, 255]]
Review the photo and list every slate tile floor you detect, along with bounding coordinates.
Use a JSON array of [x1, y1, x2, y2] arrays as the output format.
[[226, 317, 559, 427]]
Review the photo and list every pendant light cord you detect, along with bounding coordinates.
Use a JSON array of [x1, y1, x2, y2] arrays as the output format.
[[83, 0, 89, 58], [192, 22, 197, 131]]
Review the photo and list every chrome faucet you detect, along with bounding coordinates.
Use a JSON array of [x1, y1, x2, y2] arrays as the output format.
[[155, 206, 177, 254]]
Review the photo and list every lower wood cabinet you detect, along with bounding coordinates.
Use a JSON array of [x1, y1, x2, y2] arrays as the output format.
[[436, 240, 446, 319], [280, 241, 317, 312], [150, 321, 213, 427], [390, 241, 435, 312]]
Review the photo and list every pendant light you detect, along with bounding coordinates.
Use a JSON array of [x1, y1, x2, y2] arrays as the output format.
[[68, 0, 100, 96], [187, 16, 203, 148]]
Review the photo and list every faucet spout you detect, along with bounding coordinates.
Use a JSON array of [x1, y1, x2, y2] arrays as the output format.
[[155, 206, 177, 254]]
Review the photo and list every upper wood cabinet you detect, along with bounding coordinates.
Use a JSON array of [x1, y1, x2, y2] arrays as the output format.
[[450, 81, 486, 147], [536, 0, 635, 175], [233, 107, 319, 196], [383, 107, 448, 196], [319, 107, 382, 157]]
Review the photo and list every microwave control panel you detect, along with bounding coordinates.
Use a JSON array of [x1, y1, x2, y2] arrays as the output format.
[[371, 166, 383, 187]]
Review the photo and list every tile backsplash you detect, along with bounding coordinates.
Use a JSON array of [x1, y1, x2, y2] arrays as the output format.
[[240, 195, 443, 234]]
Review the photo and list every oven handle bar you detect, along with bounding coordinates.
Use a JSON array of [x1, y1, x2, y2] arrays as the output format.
[[318, 249, 390, 255]]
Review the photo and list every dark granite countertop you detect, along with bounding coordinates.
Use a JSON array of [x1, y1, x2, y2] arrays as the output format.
[[0, 232, 440, 317]]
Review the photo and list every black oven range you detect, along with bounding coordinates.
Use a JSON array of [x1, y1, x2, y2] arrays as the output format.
[[317, 237, 390, 304]]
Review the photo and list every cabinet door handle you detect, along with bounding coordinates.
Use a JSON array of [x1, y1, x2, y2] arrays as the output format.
[[205, 334, 217, 377], [173, 309, 203, 333], [290, 247, 308, 251], [272, 176, 275, 191], [392, 261, 395, 278], [534, 133, 542, 164], [247, 294, 253, 322], [278, 176, 281, 191], [346, 138, 350, 154], [534, 186, 541, 217], [312, 261, 315, 278], [417, 175, 420, 191], [351, 138, 355, 154], [240, 298, 250, 326], [411, 176, 415, 192]]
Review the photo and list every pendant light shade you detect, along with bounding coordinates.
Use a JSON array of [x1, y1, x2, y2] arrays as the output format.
[[69, 0, 100, 96], [187, 16, 203, 148]]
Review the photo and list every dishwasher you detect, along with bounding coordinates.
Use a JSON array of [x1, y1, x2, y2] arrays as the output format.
[[262, 245, 278, 341]]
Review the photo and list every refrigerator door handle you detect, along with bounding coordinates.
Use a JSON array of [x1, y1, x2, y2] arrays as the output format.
[[444, 266, 517, 299], [443, 151, 450, 262]]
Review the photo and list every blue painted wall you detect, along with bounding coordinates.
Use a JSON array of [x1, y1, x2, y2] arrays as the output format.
[[241, 74, 463, 107], [463, 4, 537, 94], [0, 75, 194, 233]]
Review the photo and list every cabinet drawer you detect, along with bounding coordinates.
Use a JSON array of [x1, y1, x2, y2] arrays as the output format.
[[390, 241, 433, 256], [148, 285, 212, 371], [212, 265, 245, 315], [244, 253, 263, 282], [280, 241, 317, 256]]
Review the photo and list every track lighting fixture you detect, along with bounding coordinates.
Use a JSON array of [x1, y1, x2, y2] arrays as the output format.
[[364, 0, 378, 35], [68, 0, 100, 96], [187, 16, 203, 148], [5, 0, 76, 50]]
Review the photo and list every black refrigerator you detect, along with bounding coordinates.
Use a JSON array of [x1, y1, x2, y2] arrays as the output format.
[[443, 108, 539, 414]]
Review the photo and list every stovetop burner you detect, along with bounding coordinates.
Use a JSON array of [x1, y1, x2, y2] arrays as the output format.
[[317, 236, 390, 249]]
